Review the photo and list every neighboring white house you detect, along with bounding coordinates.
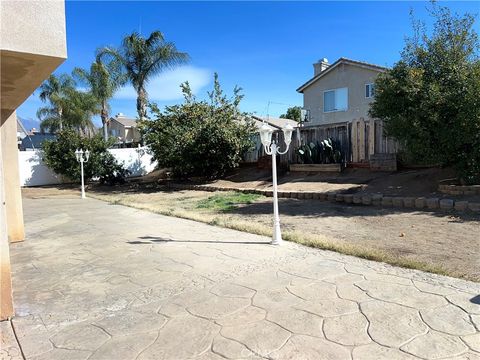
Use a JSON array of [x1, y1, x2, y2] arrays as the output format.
[[251, 115, 298, 130], [297, 57, 387, 126], [243, 116, 298, 163], [107, 113, 141, 146]]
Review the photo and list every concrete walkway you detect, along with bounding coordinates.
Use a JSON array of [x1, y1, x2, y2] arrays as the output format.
[[2, 197, 480, 360]]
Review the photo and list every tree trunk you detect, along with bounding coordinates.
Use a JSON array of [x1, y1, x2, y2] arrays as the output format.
[[137, 87, 148, 120], [101, 102, 108, 141], [103, 122, 108, 141], [58, 108, 63, 131]]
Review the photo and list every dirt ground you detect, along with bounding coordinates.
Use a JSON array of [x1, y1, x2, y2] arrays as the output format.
[[23, 185, 480, 281], [197, 166, 480, 202]]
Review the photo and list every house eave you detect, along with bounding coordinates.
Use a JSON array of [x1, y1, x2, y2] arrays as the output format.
[[296, 58, 389, 93]]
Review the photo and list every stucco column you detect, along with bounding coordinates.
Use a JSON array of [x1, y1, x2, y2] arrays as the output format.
[[0, 112, 14, 320], [1, 110, 25, 242]]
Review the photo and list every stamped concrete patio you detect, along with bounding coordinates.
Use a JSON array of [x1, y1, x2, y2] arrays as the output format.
[[2, 195, 480, 359]]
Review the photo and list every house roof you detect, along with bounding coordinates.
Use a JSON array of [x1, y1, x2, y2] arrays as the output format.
[[20, 133, 56, 149], [251, 115, 298, 130], [249, 118, 275, 132], [110, 115, 138, 128], [296, 57, 389, 93]]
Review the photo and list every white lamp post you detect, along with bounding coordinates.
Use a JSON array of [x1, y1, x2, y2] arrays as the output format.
[[75, 149, 90, 199], [259, 122, 294, 245]]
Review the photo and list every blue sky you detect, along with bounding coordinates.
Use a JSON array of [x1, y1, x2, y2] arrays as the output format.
[[17, 1, 479, 129]]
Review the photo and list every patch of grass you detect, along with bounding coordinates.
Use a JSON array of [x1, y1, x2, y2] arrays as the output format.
[[196, 192, 263, 212]]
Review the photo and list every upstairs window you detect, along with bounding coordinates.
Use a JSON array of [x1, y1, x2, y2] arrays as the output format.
[[324, 88, 348, 112], [365, 83, 375, 98]]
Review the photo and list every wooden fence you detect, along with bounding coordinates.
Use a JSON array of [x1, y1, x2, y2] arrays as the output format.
[[350, 118, 398, 163], [243, 118, 398, 164]]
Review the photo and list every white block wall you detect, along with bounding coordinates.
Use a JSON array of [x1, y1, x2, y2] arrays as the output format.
[[107, 147, 157, 177], [18, 147, 157, 187], [18, 150, 63, 186]]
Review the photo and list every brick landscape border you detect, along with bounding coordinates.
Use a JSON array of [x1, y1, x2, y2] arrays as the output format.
[[439, 184, 480, 196], [168, 183, 480, 213]]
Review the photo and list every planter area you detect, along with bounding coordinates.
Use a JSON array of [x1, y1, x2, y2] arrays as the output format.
[[290, 163, 342, 173], [168, 182, 480, 214]]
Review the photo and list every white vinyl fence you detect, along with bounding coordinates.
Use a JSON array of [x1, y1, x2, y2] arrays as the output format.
[[19, 146, 157, 187]]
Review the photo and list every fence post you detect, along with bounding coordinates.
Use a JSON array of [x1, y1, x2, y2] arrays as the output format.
[[351, 119, 358, 162], [359, 118, 366, 161], [369, 119, 375, 157], [347, 122, 352, 163]]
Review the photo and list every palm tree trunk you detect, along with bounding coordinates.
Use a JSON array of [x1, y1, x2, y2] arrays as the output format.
[[101, 102, 108, 141], [58, 108, 63, 131], [103, 122, 108, 141], [137, 87, 147, 120]]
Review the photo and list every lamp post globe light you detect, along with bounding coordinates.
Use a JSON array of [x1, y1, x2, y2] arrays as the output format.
[[259, 122, 294, 245], [75, 149, 90, 199]]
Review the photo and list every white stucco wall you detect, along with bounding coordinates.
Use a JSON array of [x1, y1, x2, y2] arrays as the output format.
[[1, 1, 66, 57], [18, 151, 63, 186], [108, 147, 157, 177], [18, 147, 157, 187]]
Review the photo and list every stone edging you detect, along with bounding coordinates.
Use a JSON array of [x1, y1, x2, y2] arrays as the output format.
[[168, 183, 480, 214], [439, 184, 480, 196]]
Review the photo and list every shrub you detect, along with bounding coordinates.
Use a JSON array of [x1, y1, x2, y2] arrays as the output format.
[[141, 74, 255, 179], [42, 130, 129, 185], [370, 4, 480, 184]]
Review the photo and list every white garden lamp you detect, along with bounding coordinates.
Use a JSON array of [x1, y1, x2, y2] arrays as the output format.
[[75, 149, 90, 199], [259, 122, 294, 245]]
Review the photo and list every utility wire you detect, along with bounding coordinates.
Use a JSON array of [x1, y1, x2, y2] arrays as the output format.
[[264, 100, 301, 119]]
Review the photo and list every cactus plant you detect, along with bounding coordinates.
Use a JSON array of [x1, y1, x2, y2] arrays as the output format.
[[296, 137, 343, 165]]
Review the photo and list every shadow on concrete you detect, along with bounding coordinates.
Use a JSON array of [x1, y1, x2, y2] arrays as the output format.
[[127, 235, 270, 245], [470, 294, 480, 305]]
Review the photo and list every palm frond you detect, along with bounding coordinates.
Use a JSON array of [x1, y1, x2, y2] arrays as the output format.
[[144, 42, 190, 80], [72, 67, 91, 87], [145, 31, 165, 47], [97, 30, 190, 119], [40, 117, 61, 133], [36, 106, 57, 120]]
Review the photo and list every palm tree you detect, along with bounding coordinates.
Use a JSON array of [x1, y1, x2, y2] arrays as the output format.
[[62, 89, 100, 136], [99, 31, 189, 120], [37, 106, 63, 133], [73, 57, 126, 140], [38, 86, 99, 135], [38, 74, 75, 131]]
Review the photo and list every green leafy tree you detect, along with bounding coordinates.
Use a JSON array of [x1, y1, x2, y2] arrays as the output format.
[[73, 56, 127, 140], [42, 130, 129, 185], [280, 106, 301, 122], [370, 4, 480, 184], [99, 31, 189, 120], [141, 74, 255, 179]]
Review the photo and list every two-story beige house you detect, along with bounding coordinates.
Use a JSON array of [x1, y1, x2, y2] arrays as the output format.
[[108, 113, 141, 146], [297, 57, 387, 126]]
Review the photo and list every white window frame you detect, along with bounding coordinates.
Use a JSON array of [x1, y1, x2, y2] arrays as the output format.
[[365, 83, 375, 98], [323, 87, 348, 113]]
